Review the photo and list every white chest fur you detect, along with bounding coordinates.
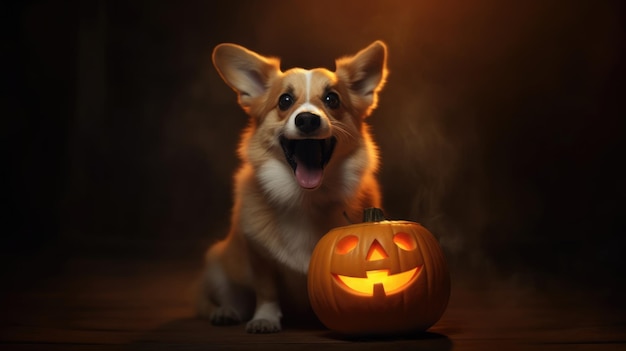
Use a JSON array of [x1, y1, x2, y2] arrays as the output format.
[[239, 195, 347, 274]]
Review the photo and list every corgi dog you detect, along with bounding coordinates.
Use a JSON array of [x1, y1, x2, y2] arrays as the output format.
[[198, 41, 388, 333]]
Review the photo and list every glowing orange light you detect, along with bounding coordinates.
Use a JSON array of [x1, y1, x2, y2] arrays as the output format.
[[335, 235, 358, 254], [393, 232, 417, 251], [366, 240, 388, 261], [334, 267, 421, 296]]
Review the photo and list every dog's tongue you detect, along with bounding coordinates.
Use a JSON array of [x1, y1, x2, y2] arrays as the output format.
[[294, 140, 324, 189], [295, 163, 323, 189]]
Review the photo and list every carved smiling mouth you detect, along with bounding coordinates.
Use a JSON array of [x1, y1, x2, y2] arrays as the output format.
[[333, 266, 422, 296], [279, 136, 336, 189]]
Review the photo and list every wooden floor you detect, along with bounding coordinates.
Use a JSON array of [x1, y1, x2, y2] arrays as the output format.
[[1, 237, 625, 351]]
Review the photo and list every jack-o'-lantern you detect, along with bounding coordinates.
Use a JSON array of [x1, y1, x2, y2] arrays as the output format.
[[307, 208, 450, 335]]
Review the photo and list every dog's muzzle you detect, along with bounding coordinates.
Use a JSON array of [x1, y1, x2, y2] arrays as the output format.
[[280, 136, 336, 189]]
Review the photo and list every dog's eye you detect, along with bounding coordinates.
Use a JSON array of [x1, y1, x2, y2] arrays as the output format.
[[324, 92, 340, 109], [278, 93, 294, 111]]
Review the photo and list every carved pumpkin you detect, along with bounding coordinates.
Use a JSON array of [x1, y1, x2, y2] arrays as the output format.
[[307, 208, 450, 335]]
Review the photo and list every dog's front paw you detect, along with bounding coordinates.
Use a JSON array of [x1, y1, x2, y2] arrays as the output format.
[[246, 318, 281, 333], [210, 306, 242, 326]]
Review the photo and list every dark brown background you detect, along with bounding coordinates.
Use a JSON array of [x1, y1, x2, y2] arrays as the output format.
[[3, 0, 626, 346]]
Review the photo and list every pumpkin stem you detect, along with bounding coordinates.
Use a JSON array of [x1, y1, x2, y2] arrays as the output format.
[[363, 207, 385, 222]]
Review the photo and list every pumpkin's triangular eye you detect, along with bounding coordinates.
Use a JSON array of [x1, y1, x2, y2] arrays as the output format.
[[393, 232, 417, 250], [336, 235, 358, 254]]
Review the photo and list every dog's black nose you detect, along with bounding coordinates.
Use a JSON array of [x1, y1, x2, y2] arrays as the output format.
[[295, 112, 321, 134]]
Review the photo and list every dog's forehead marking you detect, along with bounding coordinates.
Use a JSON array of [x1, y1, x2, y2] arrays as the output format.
[[284, 68, 331, 99], [305, 70, 312, 103], [299, 70, 323, 116]]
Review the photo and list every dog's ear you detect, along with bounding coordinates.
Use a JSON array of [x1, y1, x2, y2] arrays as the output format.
[[335, 41, 388, 116], [213, 44, 281, 110]]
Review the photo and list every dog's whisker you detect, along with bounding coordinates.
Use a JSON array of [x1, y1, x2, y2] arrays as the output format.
[[331, 121, 357, 143]]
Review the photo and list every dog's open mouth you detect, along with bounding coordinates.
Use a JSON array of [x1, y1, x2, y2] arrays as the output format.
[[280, 137, 336, 189]]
